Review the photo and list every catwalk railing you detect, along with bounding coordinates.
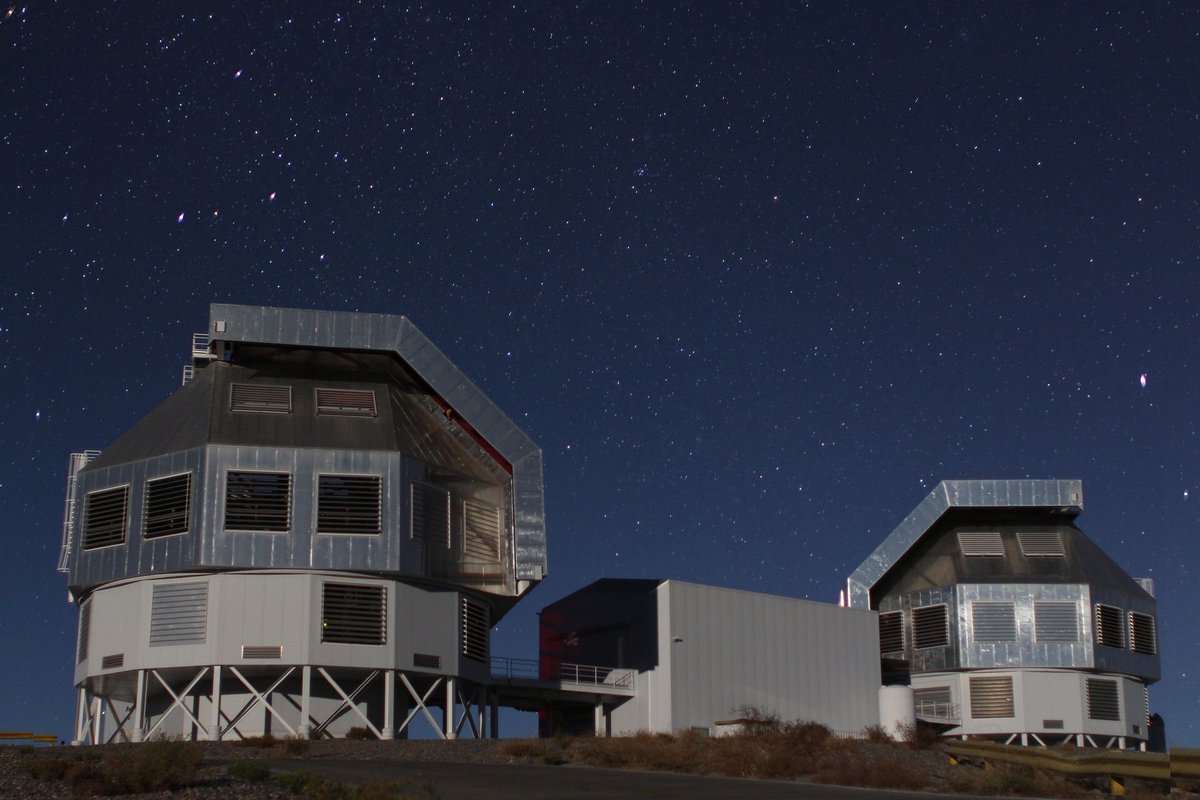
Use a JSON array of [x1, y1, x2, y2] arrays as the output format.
[[490, 657, 635, 689]]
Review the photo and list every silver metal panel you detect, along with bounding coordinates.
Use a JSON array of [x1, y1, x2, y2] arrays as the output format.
[[956, 584, 1092, 671], [847, 480, 1083, 608], [208, 304, 546, 579]]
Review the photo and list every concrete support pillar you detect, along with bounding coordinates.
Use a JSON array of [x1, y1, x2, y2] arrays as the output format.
[[90, 695, 102, 745], [444, 677, 457, 740], [489, 692, 499, 739], [208, 665, 222, 741], [130, 670, 147, 743], [299, 666, 312, 739], [71, 686, 87, 746], [1020, 733, 1028, 746], [382, 671, 396, 740]]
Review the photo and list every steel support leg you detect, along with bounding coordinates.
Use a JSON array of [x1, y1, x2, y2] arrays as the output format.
[[131, 670, 146, 742], [208, 665, 222, 741], [382, 671, 395, 740], [299, 665, 312, 739], [444, 677, 456, 740]]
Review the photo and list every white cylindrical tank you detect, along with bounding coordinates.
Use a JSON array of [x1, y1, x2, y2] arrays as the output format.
[[878, 685, 915, 741]]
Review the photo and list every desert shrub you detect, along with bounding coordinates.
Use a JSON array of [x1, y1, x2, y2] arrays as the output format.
[[228, 759, 273, 782], [812, 747, 929, 790], [945, 761, 1086, 798], [862, 724, 894, 744], [497, 739, 552, 759], [97, 737, 202, 793], [345, 726, 373, 740], [897, 720, 944, 749], [283, 734, 313, 755], [20, 755, 72, 782], [236, 733, 279, 748], [63, 760, 109, 797]]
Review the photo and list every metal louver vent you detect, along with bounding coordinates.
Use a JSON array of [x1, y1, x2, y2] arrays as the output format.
[[912, 604, 949, 649], [150, 582, 208, 646], [879, 611, 904, 653], [1095, 603, 1125, 648], [463, 499, 501, 561], [1034, 601, 1079, 642], [1018, 531, 1065, 557], [225, 471, 291, 532], [411, 482, 450, 546], [1086, 678, 1121, 721], [83, 486, 129, 550], [1130, 612, 1157, 655], [241, 645, 283, 659], [972, 602, 1017, 642], [958, 531, 1004, 557], [101, 654, 124, 670], [230, 383, 292, 413], [77, 602, 91, 663], [321, 583, 387, 645], [969, 676, 1014, 718], [144, 473, 192, 539], [413, 653, 441, 669], [460, 597, 490, 662], [317, 475, 381, 535], [316, 388, 377, 417]]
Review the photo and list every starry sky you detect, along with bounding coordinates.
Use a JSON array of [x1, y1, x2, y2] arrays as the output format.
[[3, 3, 1198, 743]]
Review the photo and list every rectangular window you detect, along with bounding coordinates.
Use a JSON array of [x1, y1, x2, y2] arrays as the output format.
[[315, 388, 377, 417], [463, 499, 501, 561], [411, 482, 450, 547], [230, 383, 292, 413], [149, 582, 208, 646], [1034, 601, 1079, 642], [1095, 603, 1125, 649], [83, 486, 129, 550], [879, 611, 904, 654], [969, 676, 1015, 718], [1129, 612, 1157, 655], [460, 596, 490, 662], [224, 471, 291, 532], [912, 604, 949, 649], [144, 473, 192, 539], [321, 582, 387, 645], [958, 531, 1004, 557], [317, 475, 382, 535], [972, 602, 1017, 642], [1018, 531, 1065, 557], [1086, 678, 1121, 721]]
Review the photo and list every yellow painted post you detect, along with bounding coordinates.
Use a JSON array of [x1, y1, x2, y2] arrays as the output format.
[[1110, 774, 1125, 796]]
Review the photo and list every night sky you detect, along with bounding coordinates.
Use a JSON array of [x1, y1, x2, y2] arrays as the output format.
[[3, 3, 1198, 742]]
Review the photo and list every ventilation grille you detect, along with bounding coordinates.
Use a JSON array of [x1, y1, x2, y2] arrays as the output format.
[[1096, 603, 1125, 648], [413, 652, 441, 669], [83, 486, 129, 550], [242, 645, 283, 660], [101, 653, 125, 670], [972, 602, 1017, 642], [969, 676, 1014, 718], [225, 471, 291, 532], [411, 482, 450, 546], [317, 475, 381, 535], [1018, 531, 1065, 557], [1034, 601, 1079, 642], [460, 597, 490, 662], [1043, 719, 1065, 729], [321, 583, 387, 645], [878, 611, 904, 653], [463, 499, 501, 561], [1087, 678, 1121, 721], [316, 388, 377, 417], [1130, 612, 1157, 655], [144, 473, 192, 539], [912, 604, 949, 649], [230, 383, 292, 413], [958, 531, 1004, 557], [150, 582, 208, 646], [77, 602, 91, 663]]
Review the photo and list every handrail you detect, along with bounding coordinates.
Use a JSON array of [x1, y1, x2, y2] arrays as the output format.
[[58, 451, 99, 573], [914, 700, 960, 721], [490, 657, 635, 689]]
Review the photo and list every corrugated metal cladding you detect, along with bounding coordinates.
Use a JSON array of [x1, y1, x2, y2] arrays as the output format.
[[847, 479, 1083, 608], [208, 304, 546, 580], [663, 581, 880, 734]]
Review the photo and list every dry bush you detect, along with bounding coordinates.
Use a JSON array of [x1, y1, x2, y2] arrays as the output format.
[[283, 734, 312, 755], [345, 726, 373, 740], [235, 733, 278, 748], [20, 755, 72, 782], [570, 731, 705, 773], [61, 738, 202, 795], [897, 721, 944, 749], [944, 761, 1086, 798], [862, 724, 894, 744], [812, 746, 930, 791]]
